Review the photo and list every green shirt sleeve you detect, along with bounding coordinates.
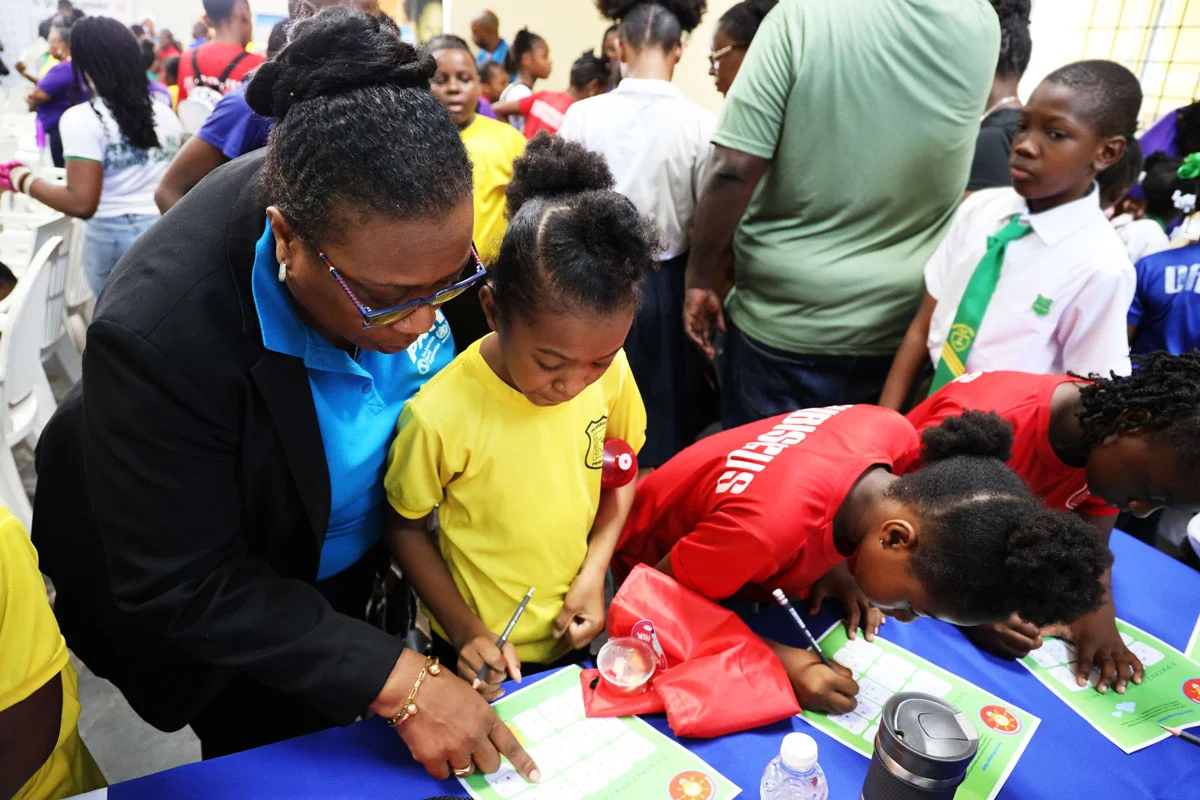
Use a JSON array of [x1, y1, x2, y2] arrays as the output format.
[[711, 3, 797, 160]]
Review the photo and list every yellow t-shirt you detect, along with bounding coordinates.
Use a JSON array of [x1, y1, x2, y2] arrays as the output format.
[[0, 509, 105, 800], [386, 337, 647, 664], [460, 115, 527, 266]]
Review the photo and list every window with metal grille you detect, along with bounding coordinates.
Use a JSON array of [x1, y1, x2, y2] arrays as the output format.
[[1073, 0, 1199, 128]]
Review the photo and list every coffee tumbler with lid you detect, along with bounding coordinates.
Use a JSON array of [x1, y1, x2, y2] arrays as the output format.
[[861, 692, 978, 799]]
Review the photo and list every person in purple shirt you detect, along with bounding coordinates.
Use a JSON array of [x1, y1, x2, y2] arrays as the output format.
[[26, 22, 88, 167]]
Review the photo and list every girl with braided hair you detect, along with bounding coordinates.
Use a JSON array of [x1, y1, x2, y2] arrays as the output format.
[[2, 16, 182, 295], [908, 354, 1200, 695]]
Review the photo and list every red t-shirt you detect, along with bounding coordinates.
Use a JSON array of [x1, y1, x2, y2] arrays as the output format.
[[906, 371, 1117, 517], [517, 91, 575, 139], [177, 43, 263, 101], [614, 405, 920, 602]]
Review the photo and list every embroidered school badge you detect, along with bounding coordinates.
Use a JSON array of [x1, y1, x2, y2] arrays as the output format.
[[947, 323, 975, 353], [1032, 295, 1053, 315], [584, 416, 608, 470]]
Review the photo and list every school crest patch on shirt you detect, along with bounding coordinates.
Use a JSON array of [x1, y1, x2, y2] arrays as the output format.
[[585, 416, 608, 470]]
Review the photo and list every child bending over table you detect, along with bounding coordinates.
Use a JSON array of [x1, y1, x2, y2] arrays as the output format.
[[613, 405, 1111, 714], [907, 355, 1200, 694], [384, 135, 654, 701]]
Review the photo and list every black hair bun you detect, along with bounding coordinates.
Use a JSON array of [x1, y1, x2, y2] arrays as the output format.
[[506, 133, 616, 216], [1005, 510, 1112, 626], [921, 410, 1014, 463], [596, 0, 708, 33], [246, 7, 434, 120], [742, 0, 778, 21]]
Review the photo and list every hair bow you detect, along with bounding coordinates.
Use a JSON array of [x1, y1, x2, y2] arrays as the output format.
[[1179, 152, 1200, 181]]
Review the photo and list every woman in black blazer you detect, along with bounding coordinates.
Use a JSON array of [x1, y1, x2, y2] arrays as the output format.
[[32, 9, 538, 783]]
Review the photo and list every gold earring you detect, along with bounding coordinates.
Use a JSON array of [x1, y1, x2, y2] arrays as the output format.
[[278, 261, 287, 283]]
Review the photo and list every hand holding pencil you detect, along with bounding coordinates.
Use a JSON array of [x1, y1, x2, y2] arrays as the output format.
[[459, 587, 535, 701]]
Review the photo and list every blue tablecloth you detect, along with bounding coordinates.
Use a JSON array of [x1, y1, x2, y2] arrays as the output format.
[[108, 532, 1200, 799]]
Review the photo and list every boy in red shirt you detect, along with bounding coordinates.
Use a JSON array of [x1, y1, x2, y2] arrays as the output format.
[[907, 354, 1200, 693], [177, 0, 262, 102], [492, 51, 608, 140], [614, 404, 1111, 713]]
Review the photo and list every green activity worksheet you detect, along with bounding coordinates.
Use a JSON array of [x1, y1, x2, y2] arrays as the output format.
[[799, 624, 1039, 800], [1020, 618, 1200, 753], [459, 665, 741, 800], [1187, 614, 1200, 663]]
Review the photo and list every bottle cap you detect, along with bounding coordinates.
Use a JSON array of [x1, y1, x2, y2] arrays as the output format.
[[781, 732, 818, 770]]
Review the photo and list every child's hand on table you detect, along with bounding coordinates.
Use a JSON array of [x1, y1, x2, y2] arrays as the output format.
[[808, 562, 884, 641], [775, 644, 860, 714], [1052, 603, 1144, 695], [964, 614, 1043, 659], [554, 571, 607, 650], [457, 629, 522, 701]]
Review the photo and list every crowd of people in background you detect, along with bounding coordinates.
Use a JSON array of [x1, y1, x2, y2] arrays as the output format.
[[3, 0, 1200, 798]]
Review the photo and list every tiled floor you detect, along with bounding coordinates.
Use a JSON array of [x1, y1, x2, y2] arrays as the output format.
[[26, 373, 202, 786]]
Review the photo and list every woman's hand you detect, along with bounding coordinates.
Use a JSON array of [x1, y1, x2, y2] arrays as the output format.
[[774, 644, 859, 714], [456, 630, 522, 701], [553, 571, 607, 651], [370, 649, 540, 783], [808, 562, 884, 641]]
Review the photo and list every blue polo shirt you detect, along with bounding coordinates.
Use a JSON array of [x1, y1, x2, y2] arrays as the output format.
[[1129, 241, 1200, 356], [476, 39, 509, 70], [251, 223, 455, 579]]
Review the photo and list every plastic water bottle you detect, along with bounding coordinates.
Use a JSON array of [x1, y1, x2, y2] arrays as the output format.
[[761, 732, 829, 800]]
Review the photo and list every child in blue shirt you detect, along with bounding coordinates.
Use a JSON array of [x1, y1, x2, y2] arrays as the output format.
[[1128, 157, 1200, 355]]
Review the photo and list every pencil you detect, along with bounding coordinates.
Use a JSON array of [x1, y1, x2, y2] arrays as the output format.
[[475, 587, 535, 687], [1161, 724, 1200, 748], [772, 588, 836, 669]]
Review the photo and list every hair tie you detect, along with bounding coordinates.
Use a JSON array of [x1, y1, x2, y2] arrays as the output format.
[[1174, 190, 1198, 215], [1179, 152, 1200, 181]]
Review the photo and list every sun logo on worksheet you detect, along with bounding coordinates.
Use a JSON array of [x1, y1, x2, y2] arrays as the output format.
[[980, 704, 1022, 734], [667, 770, 716, 800], [1182, 678, 1200, 704]]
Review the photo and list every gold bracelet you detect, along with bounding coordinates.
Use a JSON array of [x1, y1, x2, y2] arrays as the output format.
[[387, 655, 441, 728]]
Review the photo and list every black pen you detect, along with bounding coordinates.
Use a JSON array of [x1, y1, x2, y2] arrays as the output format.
[[772, 588, 836, 669], [475, 587, 535, 687]]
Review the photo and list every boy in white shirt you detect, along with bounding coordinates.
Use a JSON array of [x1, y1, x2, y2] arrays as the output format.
[[880, 60, 1141, 410]]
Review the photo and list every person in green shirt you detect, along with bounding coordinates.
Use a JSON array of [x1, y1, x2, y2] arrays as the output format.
[[683, 0, 1000, 427]]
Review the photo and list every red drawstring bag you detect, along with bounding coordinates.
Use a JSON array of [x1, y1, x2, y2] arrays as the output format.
[[581, 565, 800, 738]]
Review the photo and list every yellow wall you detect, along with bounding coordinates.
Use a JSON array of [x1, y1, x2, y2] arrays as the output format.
[[447, 0, 739, 112]]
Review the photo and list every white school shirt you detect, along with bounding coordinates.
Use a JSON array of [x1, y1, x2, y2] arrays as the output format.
[[925, 185, 1136, 378], [558, 78, 715, 261], [498, 82, 532, 134], [59, 97, 183, 219], [1111, 214, 1171, 263]]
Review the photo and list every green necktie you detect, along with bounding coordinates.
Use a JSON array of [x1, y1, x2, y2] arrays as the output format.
[[929, 214, 1032, 394]]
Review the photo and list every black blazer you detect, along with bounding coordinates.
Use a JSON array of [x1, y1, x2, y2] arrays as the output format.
[[33, 151, 404, 732]]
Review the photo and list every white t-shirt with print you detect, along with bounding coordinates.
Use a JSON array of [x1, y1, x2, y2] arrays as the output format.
[[59, 96, 183, 219], [498, 82, 533, 134]]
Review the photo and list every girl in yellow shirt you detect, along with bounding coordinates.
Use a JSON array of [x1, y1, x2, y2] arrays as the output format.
[[384, 135, 655, 699]]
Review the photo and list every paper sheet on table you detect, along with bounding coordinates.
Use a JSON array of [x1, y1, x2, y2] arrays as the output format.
[[798, 623, 1038, 800], [1021, 618, 1200, 753], [458, 665, 741, 800], [1187, 614, 1200, 663]]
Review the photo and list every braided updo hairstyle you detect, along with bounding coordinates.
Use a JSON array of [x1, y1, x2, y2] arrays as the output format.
[[491, 134, 659, 324], [246, 7, 472, 244], [894, 411, 1112, 627]]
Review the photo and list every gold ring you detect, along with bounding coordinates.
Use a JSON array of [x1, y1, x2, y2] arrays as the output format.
[[452, 765, 474, 778]]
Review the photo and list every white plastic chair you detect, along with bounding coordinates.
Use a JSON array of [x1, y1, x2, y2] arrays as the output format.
[[177, 99, 213, 136], [0, 236, 61, 529], [32, 215, 80, 383], [64, 219, 92, 352]]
